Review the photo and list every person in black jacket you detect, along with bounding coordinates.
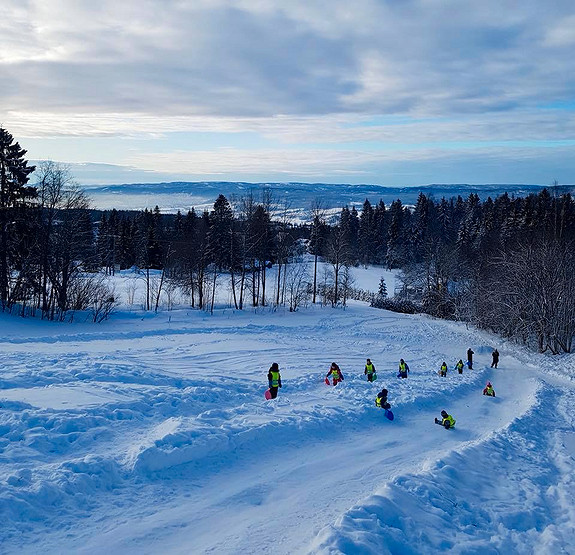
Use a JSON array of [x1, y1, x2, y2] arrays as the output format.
[[439, 361, 448, 377], [267, 362, 282, 399], [467, 348, 474, 370], [491, 349, 499, 368]]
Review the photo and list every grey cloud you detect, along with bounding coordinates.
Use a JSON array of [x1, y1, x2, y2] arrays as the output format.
[[3, 4, 359, 116], [2, 0, 575, 119]]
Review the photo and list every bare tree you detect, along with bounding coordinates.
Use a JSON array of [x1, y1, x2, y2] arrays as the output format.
[[274, 197, 295, 307], [88, 277, 117, 323], [477, 239, 575, 353], [326, 225, 349, 307], [309, 199, 327, 304], [34, 162, 93, 320], [340, 265, 355, 308], [285, 260, 311, 311]]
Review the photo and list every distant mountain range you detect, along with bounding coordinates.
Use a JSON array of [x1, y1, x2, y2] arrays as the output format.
[[81, 181, 574, 217]]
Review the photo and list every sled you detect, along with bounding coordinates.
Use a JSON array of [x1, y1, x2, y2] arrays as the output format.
[[264, 389, 272, 400], [367, 373, 377, 382], [384, 409, 394, 421], [325, 378, 330, 385]]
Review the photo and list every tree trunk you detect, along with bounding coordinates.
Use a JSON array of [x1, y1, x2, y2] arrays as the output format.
[[146, 268, 150, 310], [312, 253, 318, 304], [210, 267, 217, 314]]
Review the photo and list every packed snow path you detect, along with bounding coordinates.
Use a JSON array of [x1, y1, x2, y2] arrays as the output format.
[[0, 305, 574, 554]]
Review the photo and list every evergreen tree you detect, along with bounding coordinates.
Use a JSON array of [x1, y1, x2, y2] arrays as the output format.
[[386, 199, 405, 269], [410, 192, 430, 263], [0, 128, 36, 307], [373, 200, 388, 264], [249, 203, 274, 306], [377, 276, 388, 298], [456, 193, 482, 263], [358, 199, 375, 265], [207, 195, 234, 312], [207, 194, 234, 271], [436, 198, 453, 246]]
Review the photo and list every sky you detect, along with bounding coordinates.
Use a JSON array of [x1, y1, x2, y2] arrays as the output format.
[[2, 0, 575, 186]]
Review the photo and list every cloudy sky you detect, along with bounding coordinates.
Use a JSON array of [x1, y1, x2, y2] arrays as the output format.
[[3, 0, 575, 185]]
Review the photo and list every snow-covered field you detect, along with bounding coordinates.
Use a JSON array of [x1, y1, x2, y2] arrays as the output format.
[[1, 268, 574, 554]]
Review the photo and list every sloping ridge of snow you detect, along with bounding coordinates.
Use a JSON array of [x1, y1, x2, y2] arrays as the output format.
[[311, 379, 575, 554]]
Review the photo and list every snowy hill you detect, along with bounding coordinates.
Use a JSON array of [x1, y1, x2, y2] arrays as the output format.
[[1, 286, 574, 553], [78, 181, 564, 215]]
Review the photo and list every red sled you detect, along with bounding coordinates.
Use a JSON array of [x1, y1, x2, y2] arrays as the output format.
[[264, 389, 272, 400], [325, 378, 330, 385]]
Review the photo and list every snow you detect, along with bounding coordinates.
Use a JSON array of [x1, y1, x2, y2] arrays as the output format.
[[349, 266, 397, 295], [1, 267, 574, 554]]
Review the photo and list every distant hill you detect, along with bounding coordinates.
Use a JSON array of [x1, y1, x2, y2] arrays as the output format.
[[80, 181, 574, 217]]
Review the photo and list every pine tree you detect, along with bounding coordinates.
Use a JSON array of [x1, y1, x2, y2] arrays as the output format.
[[377, 276, 388, 298], [410, 192, 430, 263], [207, 195, 234, 312], [0, 128, 36, 307], [386, 199, 405, 269], [373, 200, 388, 264], [358, 199, 374, 265]]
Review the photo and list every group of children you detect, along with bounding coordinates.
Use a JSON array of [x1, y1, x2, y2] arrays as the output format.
[[267, 351, 499, 429], [439, 359, 465, 376]]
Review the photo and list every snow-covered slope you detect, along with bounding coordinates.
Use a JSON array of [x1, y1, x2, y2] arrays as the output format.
[[0, 301, 574, 554]]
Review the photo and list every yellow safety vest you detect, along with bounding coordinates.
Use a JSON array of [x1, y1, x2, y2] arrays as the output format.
[[269, 370, 280, 387], [443, 415, 456, 427], [366, 363, 374, 374]]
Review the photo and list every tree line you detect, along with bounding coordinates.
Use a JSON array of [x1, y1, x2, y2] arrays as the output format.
[[366, 190, 575, 354], [2, 126, 574, 352]]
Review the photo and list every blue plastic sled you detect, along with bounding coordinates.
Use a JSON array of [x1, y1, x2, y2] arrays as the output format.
[[384, 409, 394, 421]]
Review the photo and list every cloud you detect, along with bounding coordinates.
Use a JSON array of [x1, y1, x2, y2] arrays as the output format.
[[50, 141, 575, 187], [123, 143, 575, 179], [4, 1, 575, 185], [2, 0, 575, 119], [543, 14, 575, 47], [7, 109, 575, 145]]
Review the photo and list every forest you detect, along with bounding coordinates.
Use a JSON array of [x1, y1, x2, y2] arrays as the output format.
[[1, 126, 574, 353]]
